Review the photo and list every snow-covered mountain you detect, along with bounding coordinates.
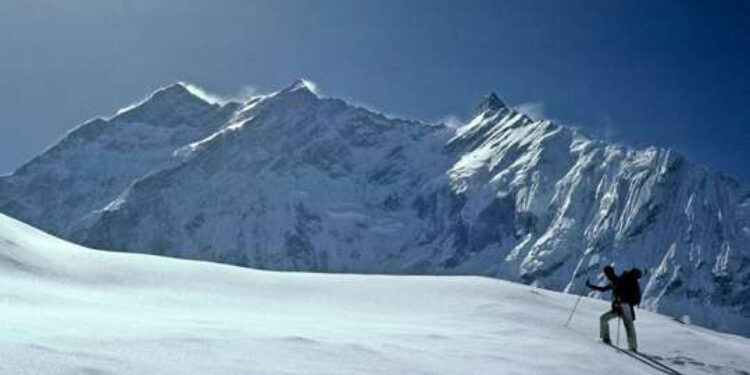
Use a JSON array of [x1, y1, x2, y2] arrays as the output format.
[[1, 212, 749, 375], [1, 80, 748, 337]]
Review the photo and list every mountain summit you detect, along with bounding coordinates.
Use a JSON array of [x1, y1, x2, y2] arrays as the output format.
[[0, 81, 748, 337], [475, 92, 506, 115], [279, 78, 318, 95]]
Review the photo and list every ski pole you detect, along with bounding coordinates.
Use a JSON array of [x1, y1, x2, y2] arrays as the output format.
[[564, 294, 584, 327]]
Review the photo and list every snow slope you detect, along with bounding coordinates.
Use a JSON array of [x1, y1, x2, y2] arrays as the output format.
[[1, 80, 749, 337], [1, 213, 749, 375]]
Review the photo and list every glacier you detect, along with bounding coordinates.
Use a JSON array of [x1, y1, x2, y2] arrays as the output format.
[[1, 79, 748, 337]]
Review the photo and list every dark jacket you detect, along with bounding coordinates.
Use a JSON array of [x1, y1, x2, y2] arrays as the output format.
[[586, 273, 636, 319]]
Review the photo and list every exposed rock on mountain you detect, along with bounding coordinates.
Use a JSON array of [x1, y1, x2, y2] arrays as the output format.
[[1, 80, 748, 336]]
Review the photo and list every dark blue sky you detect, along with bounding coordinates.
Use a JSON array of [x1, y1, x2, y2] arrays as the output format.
[[1, 1, 748, 180]]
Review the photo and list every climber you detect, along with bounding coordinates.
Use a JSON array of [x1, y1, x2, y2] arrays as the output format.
[[586, 265, 642, 351]]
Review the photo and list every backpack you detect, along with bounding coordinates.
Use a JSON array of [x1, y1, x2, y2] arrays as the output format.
[[620, 268, 643, 306]]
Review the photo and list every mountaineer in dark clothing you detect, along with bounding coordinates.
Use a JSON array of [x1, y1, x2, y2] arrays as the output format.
[[587, 265, 642, 351]]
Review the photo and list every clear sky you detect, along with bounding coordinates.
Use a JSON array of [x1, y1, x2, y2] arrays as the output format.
[[1, 0, 748, 180]]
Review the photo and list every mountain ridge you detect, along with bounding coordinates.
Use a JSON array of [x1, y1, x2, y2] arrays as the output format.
[[1, 80, 748, 337]]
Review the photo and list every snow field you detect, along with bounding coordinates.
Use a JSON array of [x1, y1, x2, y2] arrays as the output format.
[[1, 214, 749, 374]]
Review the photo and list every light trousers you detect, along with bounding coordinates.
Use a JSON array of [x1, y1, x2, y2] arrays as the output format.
[[600, 303, 637, 351]]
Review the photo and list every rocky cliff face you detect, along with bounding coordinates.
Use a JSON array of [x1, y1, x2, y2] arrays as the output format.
[[1, 80, 748, 336]]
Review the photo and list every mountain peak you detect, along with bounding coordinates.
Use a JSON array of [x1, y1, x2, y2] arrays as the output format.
[[474, 92, 506, 116], [112, 82, 216, 123], [146, 82, 203, 103], [278, 79, 319, 96], [152, 82, 223, 105], [158, 82, 190, 95]]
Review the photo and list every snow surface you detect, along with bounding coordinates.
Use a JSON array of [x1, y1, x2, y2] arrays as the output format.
[[1, 213, 749, 375]]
